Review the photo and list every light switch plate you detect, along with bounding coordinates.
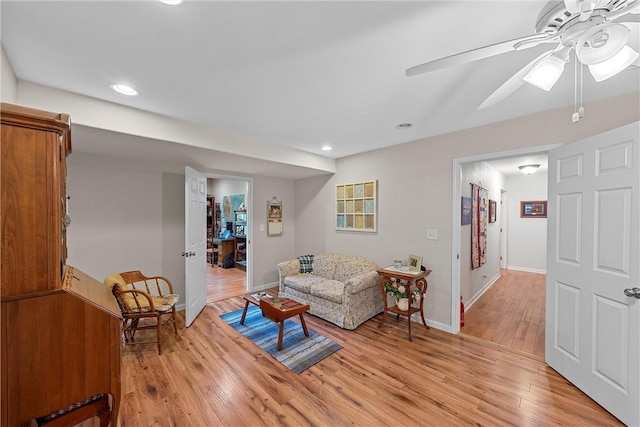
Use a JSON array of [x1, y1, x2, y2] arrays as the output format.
[[426, 229, 438, 240]]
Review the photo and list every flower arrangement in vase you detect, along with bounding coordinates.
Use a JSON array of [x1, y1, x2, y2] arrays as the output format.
[[384, 279, 421, 311]]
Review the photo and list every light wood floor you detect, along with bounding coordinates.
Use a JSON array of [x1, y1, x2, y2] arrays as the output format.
[[461, 269, 546, 359], [118, 294, 621, 426], [206, 264, 247, 303]]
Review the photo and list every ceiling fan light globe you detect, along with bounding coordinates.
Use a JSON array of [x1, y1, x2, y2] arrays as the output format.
[[576, 23, 629, 65], [523, 56, 566, 91], [588, 45, 640, 81]]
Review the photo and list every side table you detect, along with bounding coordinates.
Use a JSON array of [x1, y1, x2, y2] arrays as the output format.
[[377, 267, 431, 341]]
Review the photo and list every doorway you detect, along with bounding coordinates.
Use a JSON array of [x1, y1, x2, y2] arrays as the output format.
[[206, 175, 250, 302], [452, 145, 558, 357]]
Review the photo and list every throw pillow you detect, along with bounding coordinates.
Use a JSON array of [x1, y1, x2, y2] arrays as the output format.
[[298, 254, 314, 274]]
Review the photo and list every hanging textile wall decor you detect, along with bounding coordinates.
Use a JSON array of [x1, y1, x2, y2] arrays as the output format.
[[471, 183, 488, 269]]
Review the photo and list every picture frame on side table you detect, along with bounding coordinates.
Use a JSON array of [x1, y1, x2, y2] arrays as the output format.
[[408, 254, 422, 272]]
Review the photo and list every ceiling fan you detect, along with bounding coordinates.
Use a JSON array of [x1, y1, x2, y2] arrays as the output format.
[[406, 0, 640, 111]]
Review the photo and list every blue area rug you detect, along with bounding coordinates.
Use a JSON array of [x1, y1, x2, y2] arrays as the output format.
[[220, 305, 342, 374]]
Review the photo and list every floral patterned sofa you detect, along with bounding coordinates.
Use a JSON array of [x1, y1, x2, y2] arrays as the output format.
[[276, 253, 383, 330]]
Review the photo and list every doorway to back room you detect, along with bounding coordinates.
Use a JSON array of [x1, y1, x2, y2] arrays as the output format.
[[207, 176, 249, 302]]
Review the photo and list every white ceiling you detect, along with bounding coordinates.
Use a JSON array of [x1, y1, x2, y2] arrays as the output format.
[[1, 0, 639, 165]]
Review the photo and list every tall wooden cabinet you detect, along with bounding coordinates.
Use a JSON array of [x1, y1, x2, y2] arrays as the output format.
[[1, 103, 122, 426]]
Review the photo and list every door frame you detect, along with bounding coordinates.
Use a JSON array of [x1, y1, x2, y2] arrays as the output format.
[[450, 143, 562, 333]]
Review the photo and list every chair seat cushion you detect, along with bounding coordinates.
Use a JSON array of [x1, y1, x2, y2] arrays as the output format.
[[104, 273, 179, 312]]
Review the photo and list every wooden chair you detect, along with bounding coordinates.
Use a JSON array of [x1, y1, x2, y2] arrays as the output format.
[[106, 270, 179, 355]]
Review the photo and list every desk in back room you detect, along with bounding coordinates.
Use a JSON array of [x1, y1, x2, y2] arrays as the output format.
[[212, 237, 235, 268]]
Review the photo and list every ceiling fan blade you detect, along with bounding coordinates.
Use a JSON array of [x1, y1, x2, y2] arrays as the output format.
[[608, 1, 640, 21], [406, 33, 554, 77], [478, 49, 556, 110]]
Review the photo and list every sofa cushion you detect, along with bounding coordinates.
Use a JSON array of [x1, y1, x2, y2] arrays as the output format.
[[297, 254, 314, 273], [310, 280, 345, 304], [334, 255, 378, 283], [312, 253, 341, 280], [284, 274, 327, 294]]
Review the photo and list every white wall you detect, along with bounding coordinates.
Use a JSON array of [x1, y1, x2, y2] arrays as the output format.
[[162, 172, 186, 297], [251, 176, 297, 286], [66, 155, 164, 283], [1, 44, 18, 103], [505, 172, 548, 273], [295, 92, 640, 331], [460, 162, 504, 306]]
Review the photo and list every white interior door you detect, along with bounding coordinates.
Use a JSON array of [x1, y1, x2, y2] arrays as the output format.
[[184, 166, 207, 327], [546, 122, 639, 426]]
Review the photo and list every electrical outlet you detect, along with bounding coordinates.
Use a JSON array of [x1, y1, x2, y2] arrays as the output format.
[[426, 229, 438, 240]]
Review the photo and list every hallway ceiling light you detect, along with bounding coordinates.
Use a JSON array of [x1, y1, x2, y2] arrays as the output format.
[[110, 84, 138, 96], [519, 164, 540, 175]]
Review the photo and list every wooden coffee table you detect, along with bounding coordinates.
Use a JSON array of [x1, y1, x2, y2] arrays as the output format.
[[241, 291, 310, 350]]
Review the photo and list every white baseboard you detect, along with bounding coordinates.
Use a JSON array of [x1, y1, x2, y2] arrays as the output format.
[[465, 272, 501, 310], [507, 266, 546, 274], [407, 313, 453, 334], [251, 281, 279, 292]]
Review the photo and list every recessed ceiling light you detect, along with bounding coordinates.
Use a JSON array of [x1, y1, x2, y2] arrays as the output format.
[[159, 0, 183, 5], [111, 84, 138, 96], [321, 145, 333, 151], [396, 123, 412, 129]]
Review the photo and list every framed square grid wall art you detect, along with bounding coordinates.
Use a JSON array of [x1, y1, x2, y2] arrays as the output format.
[[335, 180, 377, 232]]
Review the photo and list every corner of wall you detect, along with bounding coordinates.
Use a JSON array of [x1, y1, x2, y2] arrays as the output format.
[[1, 44, 18, 103]]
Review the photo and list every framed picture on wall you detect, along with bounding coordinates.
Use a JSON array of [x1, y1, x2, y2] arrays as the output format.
[[520, 200, 547, 218], [489, 199, 497, 223], [461, 196, 472, 225], [267, 199, 283, 236], [335, 180, 377, 232]]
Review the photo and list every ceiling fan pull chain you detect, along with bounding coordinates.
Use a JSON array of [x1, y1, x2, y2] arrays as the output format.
[[579, 60, 585, 119], [573, 50, 580, 123]]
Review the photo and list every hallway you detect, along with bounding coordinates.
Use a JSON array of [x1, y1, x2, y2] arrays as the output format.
[[461, 269, 546, 359]]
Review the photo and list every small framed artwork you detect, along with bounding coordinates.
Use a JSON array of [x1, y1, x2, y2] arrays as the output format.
[[408, 254, 423, 272], [489, 200, 497, 223], [520, 200, 547, 218], [267, 199, 283, 236], [268, 202, 282, 219], [461, 196, 472, 225]]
